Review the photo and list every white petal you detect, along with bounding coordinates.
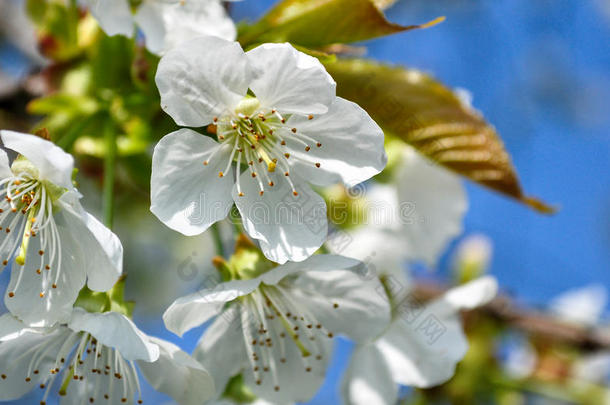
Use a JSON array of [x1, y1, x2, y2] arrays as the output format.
[[210, 401, 281, 405], [289, 266, 391, 343], [395, 147, 467, 265], [233, 172, 327, 264], [193, 306, 247, 396], [432, 276, 498, 312], [380, 277, 497, 387], [286, 97, 386, 187], [60, 345, 136, 404], [6, 196, 119, 325], [0, 314, 41, 341], [156, 37, 251, 127], [331, 227, 408, 277], [364, 183, 403, 232], [245, 304, 332, 403], [84, 0, 134, 37], [68, 308, 160, 362], [163, 278, 260, 337], [0, 148, 12, 179], [260, 254, 363, 285], [5, 220, 86, 326], [138, 337, 215, 405], [378, 313, 467, 388], [168, 0, 237, 43], [133, 2, 166, 54], [56, 200, 123, 291], [549, 284, 607, 326], [341, 344, 398, 405], [0, 130, 74, 190], [326, 184, 410, 276], [247, 43, 336, 115], [136, 0, 236, 55], [151, 129, 235, 236], [0, 328, 66, 400]]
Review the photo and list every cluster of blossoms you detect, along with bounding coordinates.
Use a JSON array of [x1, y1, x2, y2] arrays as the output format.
[[0, 131, 215, 404], [0, 1, 499, 404]]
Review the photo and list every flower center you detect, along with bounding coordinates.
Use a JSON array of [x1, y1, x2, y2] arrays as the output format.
[[0, 171, 65, 299], [1, 329, 143, 404], [205, 97, 323, 197], [237, 285, 339, 392]]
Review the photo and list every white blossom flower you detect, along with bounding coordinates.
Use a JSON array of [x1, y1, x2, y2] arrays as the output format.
[[84, 0, 237, 54], [548, 285, 610, 385], [329, 145, 485, 404], [0, 131, 123, 326], [549, 284, 607, 326], [330, 145, 466, 271], [0, 308, 215, 405], [341, 277, 498, 405], [162, 254, 391, 403], [151, 36, 386, 263]]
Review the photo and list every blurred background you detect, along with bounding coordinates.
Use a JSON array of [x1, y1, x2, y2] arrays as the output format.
[[1, 0, 609, 404]]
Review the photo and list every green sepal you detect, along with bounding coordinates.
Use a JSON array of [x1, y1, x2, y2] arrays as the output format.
[[222, 374, 258, 404], [213, 235, 277, 281], [73, 277, 134, 318], [107, 276, 135, 318], [229, 235, 276, 281], [322, 185, 368, 230], [74, 287, 112, 314]]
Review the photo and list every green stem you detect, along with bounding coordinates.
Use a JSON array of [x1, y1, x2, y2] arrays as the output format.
[[102, 121, 117, 229], [211, 223, 225, 257]]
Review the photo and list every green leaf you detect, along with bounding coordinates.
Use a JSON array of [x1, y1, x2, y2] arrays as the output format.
[[292, 45, 337, 64], [238, 0, 443, 48], [27, 94, 98, 116], [325, 59, 553, 213]]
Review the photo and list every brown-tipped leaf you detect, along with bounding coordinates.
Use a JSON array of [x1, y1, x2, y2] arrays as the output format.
[[238, 0, 443, 48], [325, 59, 553, 213]]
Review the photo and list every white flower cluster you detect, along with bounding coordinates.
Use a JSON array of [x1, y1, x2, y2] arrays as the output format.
[[0, 131, 214, 404], [0, 2, 499, 405]]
